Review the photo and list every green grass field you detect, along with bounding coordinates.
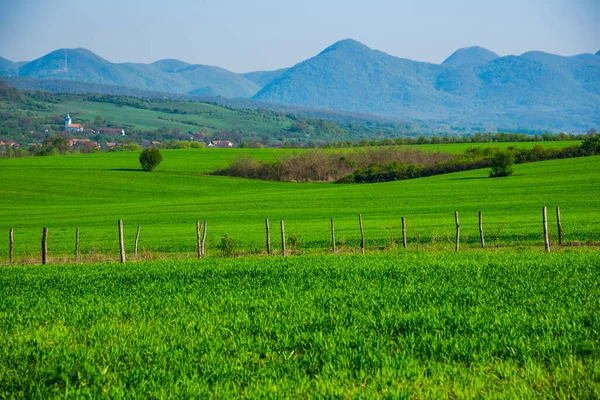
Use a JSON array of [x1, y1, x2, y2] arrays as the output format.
[[1, 253, 599, 397], [0, 147, 598, 261], [33, 99, 293, 133]]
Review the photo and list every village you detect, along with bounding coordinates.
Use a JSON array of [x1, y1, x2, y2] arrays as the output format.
[[0, 114, 236, 155]]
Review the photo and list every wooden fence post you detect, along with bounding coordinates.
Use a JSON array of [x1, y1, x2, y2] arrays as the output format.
[[479, 211, 485, 248], [134, 226, 141, 257], [75, 228, 80, 261], [455, 211, 460, 252], [401, 217, 407, 249], [196, 221, 201, 258], [118, 220, 126, 263], [201, 221, 207, 257], [265, 218, 271, 255], [359, 214, 365, 255], [280, 221, 286, 256], [42, 227, 48, 265], [543, 207, 550, 253], [556, 207, 563, 246], [9, 229, 14, 263], [331, 217, 336, 253]]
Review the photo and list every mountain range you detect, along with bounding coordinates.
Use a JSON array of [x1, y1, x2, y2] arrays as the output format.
[[2, 41, 600, 131]]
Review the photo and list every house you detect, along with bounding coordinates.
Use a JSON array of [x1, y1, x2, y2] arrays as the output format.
[[69, 138, 91, 146], [65, 114, 84, 133], [99, 127, 126, 136], [105, 142, 117, 149], [0, 141, 20, 148], [208, 140, 233, 148]]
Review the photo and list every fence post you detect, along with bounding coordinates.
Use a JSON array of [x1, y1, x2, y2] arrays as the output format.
[[331, 217, 336, 253], [134, 226, 141, 257], [280, 221, 286, 256], [359, 214, 365, 255], [9, 229, 14, 263], [543, 207, 550, 253], [118, 220, 126, 263], [479, 211, 485, 248], [42, 227, 48, 265], [201, 221, 207, 257], [556, 207, 562, 246], [75, 228, 80, 261], [266, 218, 271, 254], [196, 221, 201, 258], [401, 217, 407, 249], [455, 211, 460, 252]]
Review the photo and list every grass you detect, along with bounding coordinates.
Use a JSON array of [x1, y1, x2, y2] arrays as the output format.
[[0, 148, 598, 261], [1, 252, 599, 397], [33, 99, 293, 133]]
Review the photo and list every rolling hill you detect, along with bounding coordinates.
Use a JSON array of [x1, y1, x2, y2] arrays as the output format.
[[441, 46, 500, 66], [10, 48, 260, 98], [254, 39, 600, 131], [2, 41, 599, 132]]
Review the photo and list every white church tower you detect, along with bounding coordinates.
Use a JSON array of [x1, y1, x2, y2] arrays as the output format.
[[65, 114, 72, 131]]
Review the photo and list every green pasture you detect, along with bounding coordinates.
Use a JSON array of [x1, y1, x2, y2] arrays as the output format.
[[1, 252, 599, 397], [32, 99, 292, 133], [0, 148, 598, 261]]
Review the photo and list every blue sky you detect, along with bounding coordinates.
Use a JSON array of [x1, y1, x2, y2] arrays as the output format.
[[0, 0, 598, 72]]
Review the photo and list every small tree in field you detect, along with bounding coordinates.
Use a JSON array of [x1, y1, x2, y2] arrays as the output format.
[[139, 148, 163, 171], [489, 149, 514, 177]]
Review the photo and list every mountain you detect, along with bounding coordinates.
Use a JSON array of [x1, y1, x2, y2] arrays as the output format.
[[442, 46, 500, 66], [0, 57, 25, 76], [13, 48, 260, 98], [254, 39, 600, 131], [242, 68, 289, 87], [596, 50, 600, 56]]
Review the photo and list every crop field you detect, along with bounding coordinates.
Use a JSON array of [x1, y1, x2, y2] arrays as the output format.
[[1, 252, 599, 397], [0, 147, 599, 262]]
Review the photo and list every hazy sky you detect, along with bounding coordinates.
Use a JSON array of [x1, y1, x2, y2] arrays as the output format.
[[0, 0, 598, 72]]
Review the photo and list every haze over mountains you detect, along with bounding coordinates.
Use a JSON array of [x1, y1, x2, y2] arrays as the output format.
[[2, 40, 599, 131]]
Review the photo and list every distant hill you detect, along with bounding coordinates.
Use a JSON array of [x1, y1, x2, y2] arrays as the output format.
[[254, 39, 600, 131], [3, 41, 599, 132], [242, 68, 289, 87], [12, 48, 260, 98], [442, 46, 499, 66], [596, 50, 600, 56]]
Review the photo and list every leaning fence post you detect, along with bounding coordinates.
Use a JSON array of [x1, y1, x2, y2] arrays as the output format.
[[543, 207, 550, 253], [201, 221, 207, 257], [479, 211, 485, 248], [9, 228, 14, 263], [118, 220, 126, 263], [401, 217, 407, 249], [134, 226, 141, 257], [331, 217, 336, 253], [556, 207, 563, 246], [280, 221, 286, 256], [359, 214, 365, 255], [75, 228, 80, 261], [196, 221, 201, 258], [42, 227, 48, 265], [266, 218, 271, 254], [455, 211, 460, 252]]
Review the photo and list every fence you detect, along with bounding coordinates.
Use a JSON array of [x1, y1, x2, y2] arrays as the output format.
[[1, 207, 585, 266]]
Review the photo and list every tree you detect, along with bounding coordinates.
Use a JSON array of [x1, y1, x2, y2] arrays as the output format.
[[139, 148, 163, 171], [489, 149, 514, 177]]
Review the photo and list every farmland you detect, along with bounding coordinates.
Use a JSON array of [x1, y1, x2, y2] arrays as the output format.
[[1, 252, 599, 397], [0, 147, 599, 261]]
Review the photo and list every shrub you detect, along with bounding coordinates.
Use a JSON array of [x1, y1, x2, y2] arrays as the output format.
[[220, 234, 237, 257], [489, 150, 515, 177], [139, 148, 163, 171]]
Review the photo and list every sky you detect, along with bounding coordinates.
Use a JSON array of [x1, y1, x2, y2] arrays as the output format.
[[0, 0, 598, 73]]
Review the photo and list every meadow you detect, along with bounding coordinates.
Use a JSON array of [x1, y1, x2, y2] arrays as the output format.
[[0, 145, 598, 262], [1, 252, 599, 397]]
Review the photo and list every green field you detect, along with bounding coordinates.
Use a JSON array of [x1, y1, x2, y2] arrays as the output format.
[[32, 99, 293, 133], [1, 253, 599, 397], [0, 147, 598, 261]]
